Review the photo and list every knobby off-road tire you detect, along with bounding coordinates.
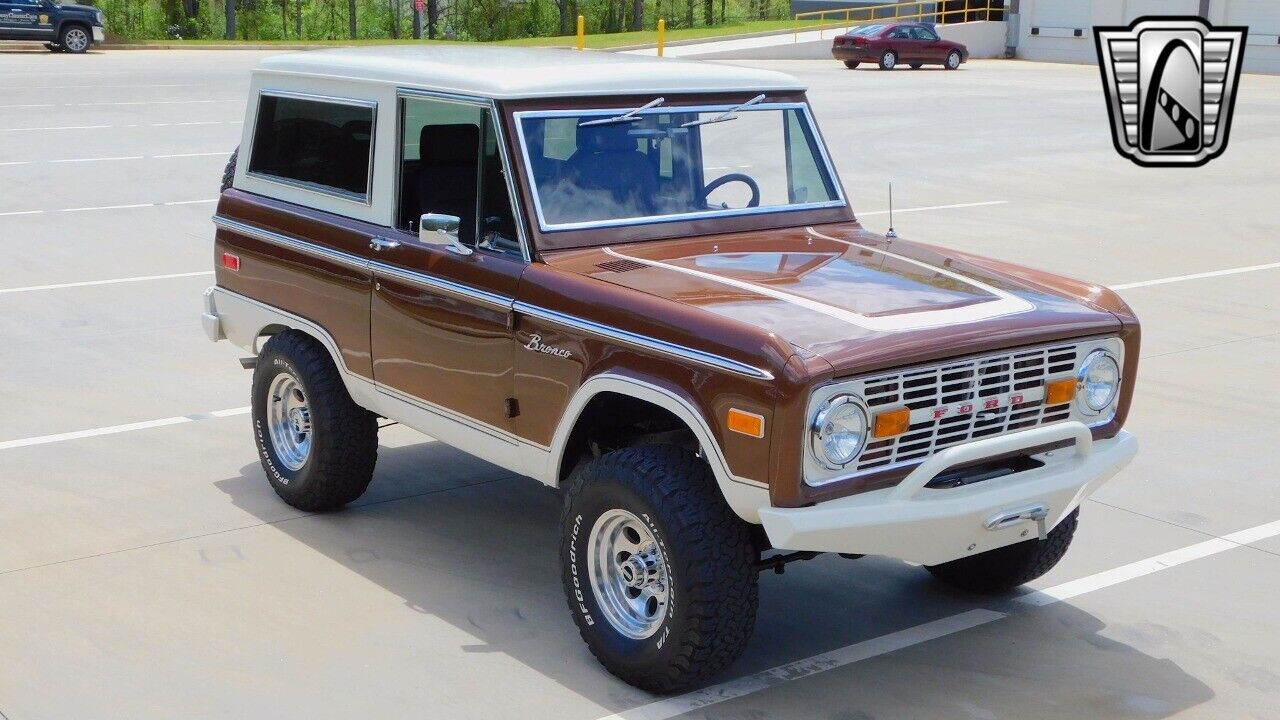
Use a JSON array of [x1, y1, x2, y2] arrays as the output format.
[[926, 509, 1080, 594], [560, 445, 759, 693], [251, 330, 378, 512], [220, 147, 238, 193]]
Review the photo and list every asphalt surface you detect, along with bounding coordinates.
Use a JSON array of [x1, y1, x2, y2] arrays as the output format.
[[1, 49, 1278, 720]]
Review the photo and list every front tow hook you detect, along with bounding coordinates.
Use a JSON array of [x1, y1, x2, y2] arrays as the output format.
[[985, 503, 1050, 541]]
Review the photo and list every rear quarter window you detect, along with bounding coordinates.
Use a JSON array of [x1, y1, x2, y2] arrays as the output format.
[[247, 93, 376, 201]]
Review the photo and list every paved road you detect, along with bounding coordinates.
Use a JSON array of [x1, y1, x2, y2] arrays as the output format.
[[0, 50, 1278, 720]]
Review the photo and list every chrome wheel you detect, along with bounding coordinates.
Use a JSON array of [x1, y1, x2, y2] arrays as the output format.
[[266, 372, 311, 471], [63, 27, 89, 52], [587, 509, 670, 639]]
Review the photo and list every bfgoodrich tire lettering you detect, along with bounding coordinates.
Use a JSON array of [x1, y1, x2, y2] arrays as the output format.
[[251, 330, 378, 511], [560, 445, 758, 693], [925, 508, 1080, 594]]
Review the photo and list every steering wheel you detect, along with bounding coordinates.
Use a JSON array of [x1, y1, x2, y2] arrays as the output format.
[[700, 173, 761, 209]]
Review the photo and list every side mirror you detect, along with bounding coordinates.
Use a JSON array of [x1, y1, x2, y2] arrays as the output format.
[[418, 213, 472, 256]]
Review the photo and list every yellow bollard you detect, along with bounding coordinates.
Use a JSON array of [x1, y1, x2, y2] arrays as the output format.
[[576, 15, 585, 50], [657, 18, 665, 57]]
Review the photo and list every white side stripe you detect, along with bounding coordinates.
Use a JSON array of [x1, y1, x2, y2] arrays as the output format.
[[597, 517, 1280, 720], [0, 407, 249, 452]]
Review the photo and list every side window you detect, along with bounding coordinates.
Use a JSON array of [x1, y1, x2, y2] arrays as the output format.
[[398, 96, 522, 257], [913, 27, 939, 41], [247, 93, 374, 201], [784, 109, 836, 205], [889, 27, 911, 39]]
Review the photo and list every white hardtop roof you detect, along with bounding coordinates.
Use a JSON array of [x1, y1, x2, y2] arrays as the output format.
[[256, 45, 807, 100]]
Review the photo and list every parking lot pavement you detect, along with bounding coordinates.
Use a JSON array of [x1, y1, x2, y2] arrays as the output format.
[[0, 52, 1277, 719]]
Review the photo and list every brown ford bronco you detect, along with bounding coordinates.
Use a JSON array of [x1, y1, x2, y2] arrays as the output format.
[[203, 47, 1139, 692]]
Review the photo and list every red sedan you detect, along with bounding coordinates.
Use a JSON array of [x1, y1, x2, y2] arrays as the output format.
[[832, 22, 968, 70]]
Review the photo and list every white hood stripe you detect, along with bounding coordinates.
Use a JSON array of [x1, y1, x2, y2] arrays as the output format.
[[603, 235, 1034, 333]]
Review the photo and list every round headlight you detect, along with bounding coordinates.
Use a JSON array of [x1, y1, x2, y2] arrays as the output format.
[[811, 395, 868, 469], [1077, 350, 1120, 413]]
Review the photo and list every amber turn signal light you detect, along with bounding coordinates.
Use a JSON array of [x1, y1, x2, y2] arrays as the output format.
[[1044, 378, 1077, 405], [727, 408, 765, 438], [873, 407, 911, 438]]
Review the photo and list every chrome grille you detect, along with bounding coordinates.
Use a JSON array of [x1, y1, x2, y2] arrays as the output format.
[[857, 343, 1078, 471]]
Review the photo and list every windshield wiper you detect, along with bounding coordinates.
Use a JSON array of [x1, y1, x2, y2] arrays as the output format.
[[680, 94, 766, 128], [578, 97, 666, 127]]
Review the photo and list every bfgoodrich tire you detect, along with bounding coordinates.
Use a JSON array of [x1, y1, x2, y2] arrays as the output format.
[[560, 445, 758, 692], [926, 509, 1080, 594], [251, 330, 378, 512]]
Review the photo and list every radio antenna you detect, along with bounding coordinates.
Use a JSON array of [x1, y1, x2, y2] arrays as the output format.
[[885, 182, 898, 239]]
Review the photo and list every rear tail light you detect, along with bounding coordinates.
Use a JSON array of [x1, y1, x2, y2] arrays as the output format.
[[834, 36, 846, 45]]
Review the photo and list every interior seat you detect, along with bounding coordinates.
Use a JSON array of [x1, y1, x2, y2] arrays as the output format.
[[564, 124, 657, 218], [415, 123, 480, 246]]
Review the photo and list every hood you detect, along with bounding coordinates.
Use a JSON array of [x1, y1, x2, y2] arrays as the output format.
[[57, 4, 98, 12], [541, 223, 1124, 376]]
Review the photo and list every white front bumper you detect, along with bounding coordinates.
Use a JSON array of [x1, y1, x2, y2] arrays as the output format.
[[92, 26, 104, 42], [759, 422, 1137, 566]]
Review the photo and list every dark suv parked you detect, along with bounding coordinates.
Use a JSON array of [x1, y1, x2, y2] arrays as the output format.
[[0, 0, 104, 53]]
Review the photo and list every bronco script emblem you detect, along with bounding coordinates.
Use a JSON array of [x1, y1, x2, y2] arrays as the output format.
[[1094, 17, 1246, 167], [524, 334, 572, 359]]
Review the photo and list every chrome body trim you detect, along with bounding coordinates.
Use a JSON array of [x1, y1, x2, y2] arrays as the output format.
[[212, 215, 369, 272], [246, 90, 378, 207], [513, 301, 774, 381], [512, 102, 848, 233], [212, 214, 517, 313], [370, 259, 514, 313]]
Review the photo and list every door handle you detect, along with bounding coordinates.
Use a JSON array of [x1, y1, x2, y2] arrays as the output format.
[[369, 237, 400, 252]]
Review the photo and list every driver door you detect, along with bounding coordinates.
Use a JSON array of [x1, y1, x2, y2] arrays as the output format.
[[369, 93, 528, 455]]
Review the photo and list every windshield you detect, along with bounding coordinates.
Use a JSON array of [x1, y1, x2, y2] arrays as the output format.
[[515, 103, 843, 231]]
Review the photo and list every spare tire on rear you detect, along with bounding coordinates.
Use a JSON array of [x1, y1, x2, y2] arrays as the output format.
[[221, 147, 238, 193]]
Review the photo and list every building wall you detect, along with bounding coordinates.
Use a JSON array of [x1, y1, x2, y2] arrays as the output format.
[[1014, 0, 1280, 73]]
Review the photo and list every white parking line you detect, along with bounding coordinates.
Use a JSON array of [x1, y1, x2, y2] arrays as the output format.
[[599, 517, 1280, 720], [0, 100, 237, 109], [0, 407, 250, 452], [0, 152, 229, 166], [49, 156, 145, 164], [859, 200, 1009, 216], [0, 83, 199, 90], [0, 121, 240, 132], [0, 199, 216, 216], [0, 271, 214, 295], [1111, 262, 1280, 290]]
